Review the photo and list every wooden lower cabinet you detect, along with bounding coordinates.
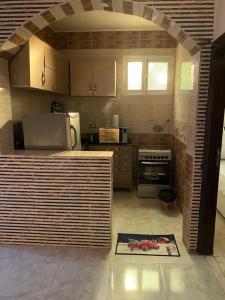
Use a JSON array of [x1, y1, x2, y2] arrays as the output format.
[[89, 145, 133, 189]]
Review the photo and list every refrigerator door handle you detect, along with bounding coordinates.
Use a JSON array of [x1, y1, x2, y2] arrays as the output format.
[[70, 125, 77, 149]]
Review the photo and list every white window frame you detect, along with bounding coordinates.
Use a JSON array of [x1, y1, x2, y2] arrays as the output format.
[[123, 56, 174, 96]]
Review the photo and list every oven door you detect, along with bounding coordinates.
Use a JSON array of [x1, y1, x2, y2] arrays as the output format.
[[139, 160, 171, 186]]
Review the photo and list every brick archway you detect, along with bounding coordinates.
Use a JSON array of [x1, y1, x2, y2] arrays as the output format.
[[0, 0, 209, 253], [0, 0, 200, 58]]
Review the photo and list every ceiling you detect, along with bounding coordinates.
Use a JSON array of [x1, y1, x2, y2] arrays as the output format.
[[50, 11, 162, 32]]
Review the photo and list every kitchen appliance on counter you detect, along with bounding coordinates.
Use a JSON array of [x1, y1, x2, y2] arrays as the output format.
[[99, 127, 128, 144], [138, 149, 171, 198], [23, 113, 81, 150]]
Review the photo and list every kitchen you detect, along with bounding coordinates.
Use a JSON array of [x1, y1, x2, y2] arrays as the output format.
[[0, 9, 199, 252]]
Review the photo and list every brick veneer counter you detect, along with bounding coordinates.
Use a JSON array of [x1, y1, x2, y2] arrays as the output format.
[[0, 151, 113, 248]]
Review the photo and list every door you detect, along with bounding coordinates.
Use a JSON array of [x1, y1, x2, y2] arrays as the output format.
[[92, 60, 116, 97], [70, 60, 93, 96], [217, 130, 225, 217], [197, 33, 225, 255]]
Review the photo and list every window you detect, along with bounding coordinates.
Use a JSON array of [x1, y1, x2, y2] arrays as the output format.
[[147, 62, 168, 91], [180, 62, 194, 91], [124, 57, 172, 94], [127, 62, 143, 90]]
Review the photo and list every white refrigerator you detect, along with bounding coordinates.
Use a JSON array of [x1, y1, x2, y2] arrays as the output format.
[[23, 113, 81, 151]]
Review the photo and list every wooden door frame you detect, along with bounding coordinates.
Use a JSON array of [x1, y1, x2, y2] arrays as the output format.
[[197, 33, 225, 255]]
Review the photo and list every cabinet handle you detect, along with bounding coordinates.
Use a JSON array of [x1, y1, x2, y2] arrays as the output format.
[[89, 83, 92, 94], [94, 84, 97, 93], [41, 71, 46, 85]]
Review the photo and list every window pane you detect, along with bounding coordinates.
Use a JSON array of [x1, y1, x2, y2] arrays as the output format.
[[128, 62, 143, 90], [148, 62, 168, 90], [180, 62, 194, 90]]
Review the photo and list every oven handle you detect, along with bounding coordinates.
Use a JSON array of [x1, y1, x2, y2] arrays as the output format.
[[140, 162, 169, 165]]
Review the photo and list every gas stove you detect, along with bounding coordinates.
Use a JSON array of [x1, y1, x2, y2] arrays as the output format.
[[138, 149, 172, 198]]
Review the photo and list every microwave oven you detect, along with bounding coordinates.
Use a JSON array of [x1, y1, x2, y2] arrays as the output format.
[[23, 113, 81, 150], [99, 127, 128, 144]]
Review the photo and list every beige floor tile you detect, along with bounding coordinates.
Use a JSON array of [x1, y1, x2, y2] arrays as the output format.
[[107, 262, 166, 300], [16, 245, 67, 260], [62, 247, 111, 264], [214, 211, 225, 257], [161, 263, 225, 300], [0, 245, 21, 258], [46, 260, 110, 300], [0, 257, 59, 299]]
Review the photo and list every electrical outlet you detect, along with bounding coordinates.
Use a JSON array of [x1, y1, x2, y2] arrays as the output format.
[[89, 123, 96, 129]]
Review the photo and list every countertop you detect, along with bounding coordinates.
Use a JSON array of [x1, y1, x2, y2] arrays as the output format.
[[0, 150, 113, 158]]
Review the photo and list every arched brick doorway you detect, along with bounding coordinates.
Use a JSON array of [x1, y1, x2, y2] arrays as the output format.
[[0, 0, 213, 253], [0, 1, 200, 58]]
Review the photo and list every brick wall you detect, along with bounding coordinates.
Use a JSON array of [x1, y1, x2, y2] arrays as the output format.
[[129, 133, 171, 149]]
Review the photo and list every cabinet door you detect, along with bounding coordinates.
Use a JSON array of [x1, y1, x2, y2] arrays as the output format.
[[42, 67, 57, 92], [93, 61, 116, 97], [29, 36, 45, 89], [45, 45, 69, 94], [56, 56, 69, 94], [45, 44, 57, 71], [70, 60, 93, 96]]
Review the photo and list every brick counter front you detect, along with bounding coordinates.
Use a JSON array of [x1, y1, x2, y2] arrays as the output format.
[[0, 151, 113, 248]]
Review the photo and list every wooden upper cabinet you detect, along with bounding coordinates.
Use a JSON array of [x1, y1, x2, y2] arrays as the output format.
[[93, 61, 116, 97], [10, 36, 45, 90], [70, 60, 92, 96], [10, 35, 69, 95], [70, 59, 116, 97]]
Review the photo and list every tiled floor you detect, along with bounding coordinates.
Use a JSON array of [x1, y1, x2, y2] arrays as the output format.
[[0, 190, 224, 300]]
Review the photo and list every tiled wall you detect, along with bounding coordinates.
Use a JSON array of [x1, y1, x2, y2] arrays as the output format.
[[172, 136, 194, 245], [172, 44, 200, 249], [0, 59, 13, 153], [174, 44, 200, 157], [36, 27, 177, 50], [58, 48, 175, 148], [55, 30, 177, 49], [11, 89, 54, 121]]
